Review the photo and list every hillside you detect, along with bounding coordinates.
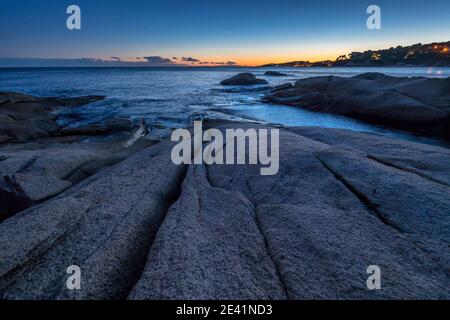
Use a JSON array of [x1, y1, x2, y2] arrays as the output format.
[[261, 41, 450, 67]]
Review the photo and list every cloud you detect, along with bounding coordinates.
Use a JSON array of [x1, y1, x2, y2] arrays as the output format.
[[209, 61, 238, 65], [181, 56, 200, 63], [0, 57, 180, 68], [143, 56, 173, 64], [0, 56, 237, 68]]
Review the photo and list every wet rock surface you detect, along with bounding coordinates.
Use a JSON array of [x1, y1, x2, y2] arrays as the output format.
[[0, 120, 448, 300]]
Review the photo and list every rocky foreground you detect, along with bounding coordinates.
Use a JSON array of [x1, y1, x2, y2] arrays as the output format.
[[0, 93, 153, 221], [0, 105, 449, 299]]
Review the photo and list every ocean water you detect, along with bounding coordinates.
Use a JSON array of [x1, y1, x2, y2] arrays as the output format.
[[0, 66, 449, 146]]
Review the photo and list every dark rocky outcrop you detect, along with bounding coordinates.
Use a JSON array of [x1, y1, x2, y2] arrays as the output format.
[[220, 73, 268, 86], [0, 118, 153, 222], [0, 92, 104, 143], [264, 71, 288, 76], [0, 121, 449, 300], [0, 93, 152, 221], [264, 73, 450, 131]]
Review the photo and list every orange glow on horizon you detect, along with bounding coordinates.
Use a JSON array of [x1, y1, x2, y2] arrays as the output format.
[[118, 46, 345, 67], [110, 53, 342, 67], [195, 52, 341, 67]]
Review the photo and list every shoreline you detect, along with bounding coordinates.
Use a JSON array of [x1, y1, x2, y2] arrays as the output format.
[[0, 74, 449, 299]]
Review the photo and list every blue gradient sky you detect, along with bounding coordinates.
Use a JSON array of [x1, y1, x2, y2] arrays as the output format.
[[0, 0, 449, 65]]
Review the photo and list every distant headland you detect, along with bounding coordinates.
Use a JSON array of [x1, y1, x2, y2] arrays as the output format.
[[260, 41, 450, 68]]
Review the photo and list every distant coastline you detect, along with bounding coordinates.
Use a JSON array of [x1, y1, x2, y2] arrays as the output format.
[[1, 41, 449, 69], [260, 41, 450, 68]]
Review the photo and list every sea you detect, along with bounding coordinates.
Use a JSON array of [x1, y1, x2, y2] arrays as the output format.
[[0, 66, 449, 146]]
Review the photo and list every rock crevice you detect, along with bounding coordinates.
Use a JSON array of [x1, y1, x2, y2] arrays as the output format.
[[0, 121, 449, 300]]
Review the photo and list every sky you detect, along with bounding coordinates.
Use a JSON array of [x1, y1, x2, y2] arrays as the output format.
[[0, 0, 449, 66]]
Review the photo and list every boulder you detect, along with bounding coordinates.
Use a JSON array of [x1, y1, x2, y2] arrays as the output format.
[[265, 71, 288, 76], [220, 73, 268, 86], [264, 73, 450, 128]]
